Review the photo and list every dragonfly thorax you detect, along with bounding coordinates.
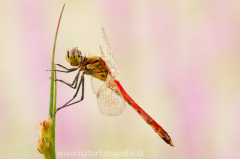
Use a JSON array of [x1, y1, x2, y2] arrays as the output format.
[[84, 55, 109, 81]]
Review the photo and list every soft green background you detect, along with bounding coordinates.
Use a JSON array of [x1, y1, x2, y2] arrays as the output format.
[[1, 0, 240, 159]]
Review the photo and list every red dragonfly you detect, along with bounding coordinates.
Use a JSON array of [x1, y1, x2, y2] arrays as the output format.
[[50, 28, 174, 146]]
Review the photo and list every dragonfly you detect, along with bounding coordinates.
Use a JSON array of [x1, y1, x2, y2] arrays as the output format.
[[50, 28, 174, 146]]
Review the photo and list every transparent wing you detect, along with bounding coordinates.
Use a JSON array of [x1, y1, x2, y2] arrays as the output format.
[[91, 77, 105, 94], [97, 74, 126, 116], [100, 28, 119, 78]]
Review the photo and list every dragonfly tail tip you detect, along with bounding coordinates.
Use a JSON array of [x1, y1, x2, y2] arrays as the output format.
[[170, 140, 175, 147]]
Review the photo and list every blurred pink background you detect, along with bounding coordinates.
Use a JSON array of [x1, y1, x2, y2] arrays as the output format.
[[1, 0, 240, 159]]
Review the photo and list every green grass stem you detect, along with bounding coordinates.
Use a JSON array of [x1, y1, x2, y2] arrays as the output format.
[[48, 4, 65, 159]]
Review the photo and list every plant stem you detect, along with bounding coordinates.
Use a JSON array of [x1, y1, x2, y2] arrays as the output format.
[[50, 64, 57, 159], [49, 4, 65, 116], [48, 4, 65, 159]]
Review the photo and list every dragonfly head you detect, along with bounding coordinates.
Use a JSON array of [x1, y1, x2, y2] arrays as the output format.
[[65, 47, 82, 66]]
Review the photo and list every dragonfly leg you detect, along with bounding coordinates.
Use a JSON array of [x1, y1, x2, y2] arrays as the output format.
[[53, 73, 85, 116], [55, 71, 80, 89], [47, 67, 78, 73], [64, 74, 85, 107], [55, 63, 71, 70]]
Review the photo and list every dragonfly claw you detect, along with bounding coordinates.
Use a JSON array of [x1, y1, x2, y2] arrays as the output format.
[[49, 77, 59, 82]]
